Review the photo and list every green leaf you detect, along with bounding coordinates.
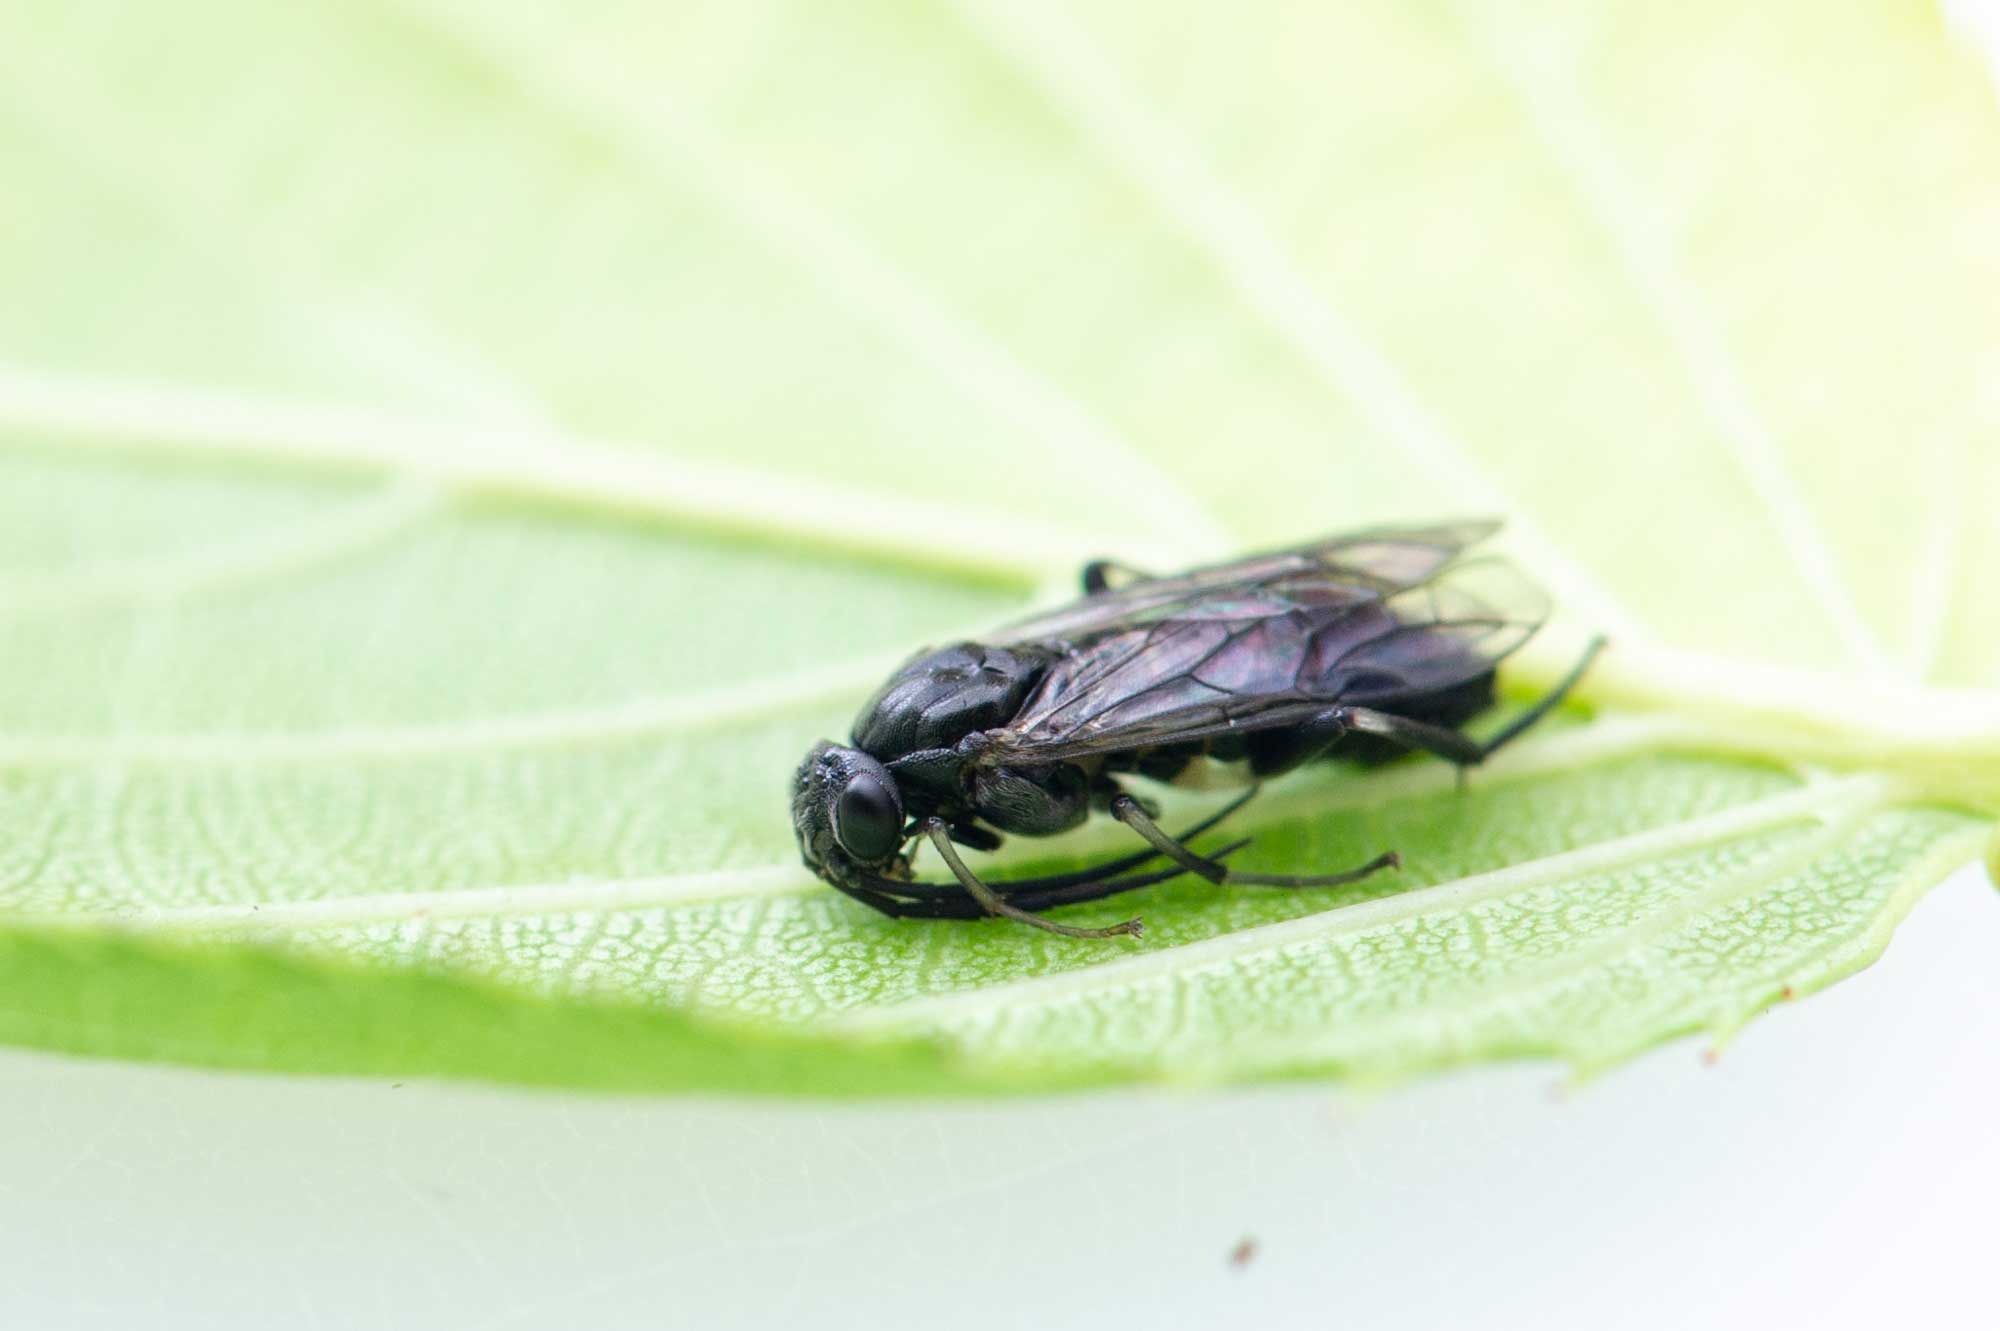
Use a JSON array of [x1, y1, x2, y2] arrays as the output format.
[[2, 0, 1997, 1093]]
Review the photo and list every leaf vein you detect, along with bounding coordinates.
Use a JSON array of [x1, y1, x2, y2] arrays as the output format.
[[1463, 8, 1894, 677], [0, 363, 1128, 584], [951, 0, 1650, 642], [0, 479, 443, 615], [386, 0, 1232, 556], [846, 775, 1888, 1030]]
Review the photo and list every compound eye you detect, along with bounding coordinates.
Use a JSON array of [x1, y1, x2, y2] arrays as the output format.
[[832, 773, 903, 863]]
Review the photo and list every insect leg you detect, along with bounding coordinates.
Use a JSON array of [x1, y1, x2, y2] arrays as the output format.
[[842, 796, 1260, 927], [826, 877, 943, 919], [1109, 793, 1399, 889], [922, 818, 1144, 939], [1465, 634, 1606, 760], [1335, 708, 1485, 764], [1338, 635, 1607, 767], [1080, 558, 1154, 594], [855, 841, 1251, 919], [981, 785, 1259, 893]]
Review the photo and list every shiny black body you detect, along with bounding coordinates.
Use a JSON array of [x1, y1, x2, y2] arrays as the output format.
[[791, 521, 1601, 936], [849, 639, 1490, 835]]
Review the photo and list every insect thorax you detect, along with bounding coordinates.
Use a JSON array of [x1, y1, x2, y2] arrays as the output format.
[[848, 641, 1058, 761]]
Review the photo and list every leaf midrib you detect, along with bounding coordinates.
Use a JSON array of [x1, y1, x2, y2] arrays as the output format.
[[0, 364, 1159, 584]]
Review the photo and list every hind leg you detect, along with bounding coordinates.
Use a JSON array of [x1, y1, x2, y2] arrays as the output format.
[[1106, 789, 1399, 889], [1339, 636, 1607, 767]]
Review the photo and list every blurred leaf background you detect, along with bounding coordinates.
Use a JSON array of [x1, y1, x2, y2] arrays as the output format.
[[1, 0, 1997, 1092]]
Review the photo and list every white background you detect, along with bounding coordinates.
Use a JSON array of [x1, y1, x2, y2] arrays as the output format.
[[4, 858, 1996, 1329]]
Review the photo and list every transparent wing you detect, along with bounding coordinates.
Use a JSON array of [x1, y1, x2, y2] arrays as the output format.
[[982, 547, 1547, 765], [989, 520, 1502, 648]]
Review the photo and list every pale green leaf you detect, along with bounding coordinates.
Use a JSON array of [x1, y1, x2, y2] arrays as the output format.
[[1, 0, 1997, 1093]]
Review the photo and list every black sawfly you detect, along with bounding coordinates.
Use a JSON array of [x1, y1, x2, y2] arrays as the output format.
[[791, 520, 1603, 939]]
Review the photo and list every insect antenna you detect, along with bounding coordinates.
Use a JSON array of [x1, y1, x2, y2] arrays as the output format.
[[850, 787, 1257, 907], [846, 789, 1266, 935], [855, 835, 1260, 939]]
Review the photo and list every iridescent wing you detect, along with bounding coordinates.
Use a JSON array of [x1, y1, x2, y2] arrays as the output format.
[[981, 522, 1546, 765], [990, 520, 1499, 649]]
